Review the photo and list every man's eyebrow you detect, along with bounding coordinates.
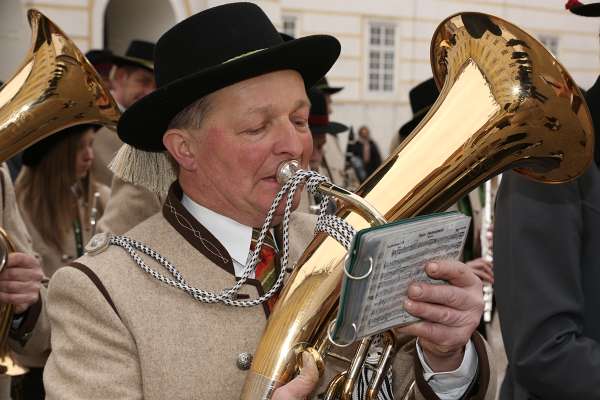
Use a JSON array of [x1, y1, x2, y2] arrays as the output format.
[[246, 99, 311, 115], [293, 98, 311, 111], [246, 104, 273, 115]]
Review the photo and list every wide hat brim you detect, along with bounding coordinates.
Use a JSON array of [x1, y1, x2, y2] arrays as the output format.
[[311, 121, 348, 135], [321, 87, 343, 95], [112, 55, 154, 71], [398, 107, 430, 139], [569, 3, 600, 16], [118, 35, 340, 152]]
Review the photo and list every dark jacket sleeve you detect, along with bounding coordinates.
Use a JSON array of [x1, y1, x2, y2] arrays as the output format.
[[494, 168, 600, 399]]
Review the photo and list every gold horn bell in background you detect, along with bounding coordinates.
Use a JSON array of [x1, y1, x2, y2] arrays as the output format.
[[241, 12, 594, 399], [0, 9, 120, 375]]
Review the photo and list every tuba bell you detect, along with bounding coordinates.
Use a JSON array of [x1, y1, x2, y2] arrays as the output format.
[[241, 12, 594, 399], [0, 9, 120, 374]]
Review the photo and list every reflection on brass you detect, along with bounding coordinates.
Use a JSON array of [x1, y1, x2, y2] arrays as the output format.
[[0, 9, 120, 163], [242, 12, 594, 399], [0, 10, 121, 376]]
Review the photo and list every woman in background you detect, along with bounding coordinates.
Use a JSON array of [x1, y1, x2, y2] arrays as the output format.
[[12, 123, 110, 399]]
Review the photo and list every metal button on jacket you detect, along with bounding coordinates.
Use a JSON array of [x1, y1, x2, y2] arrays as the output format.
[[236, 352, 253, 370]]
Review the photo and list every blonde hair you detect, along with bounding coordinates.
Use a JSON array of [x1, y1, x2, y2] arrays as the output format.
[[16, 128, 95, 252]]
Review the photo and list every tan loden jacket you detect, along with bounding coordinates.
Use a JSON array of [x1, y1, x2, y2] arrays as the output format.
[[91, 126, 123, 187], [97, 175, 164, 235], [0, 164, 50, 370], [18, 182, 110, 280], [44, 182, 494, 400]]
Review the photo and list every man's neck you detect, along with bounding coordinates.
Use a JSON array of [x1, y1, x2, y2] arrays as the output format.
[[110, 90, 127, 111], [180, 193, 253, 275]]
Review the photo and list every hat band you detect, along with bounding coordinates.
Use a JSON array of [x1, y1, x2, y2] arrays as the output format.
[[309, 114, 329, 126], [223, 48, 267, 64], [565, 0, 584, 9]]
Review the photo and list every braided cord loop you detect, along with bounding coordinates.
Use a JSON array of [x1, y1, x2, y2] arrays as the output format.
[[108, 168, 356, 306]]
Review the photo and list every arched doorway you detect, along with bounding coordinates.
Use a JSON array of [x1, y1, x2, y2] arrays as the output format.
[[104, 0, 177, 55], [0, 0, 28, 82]]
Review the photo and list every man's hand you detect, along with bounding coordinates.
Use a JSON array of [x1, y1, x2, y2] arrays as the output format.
[[0, 253, 44, 314], [465, 257, 494, 284], [398, 260, 483, 372], [272, 352, 319, 400]]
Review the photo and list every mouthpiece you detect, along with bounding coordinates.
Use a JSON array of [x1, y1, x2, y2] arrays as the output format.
[[276, 160, 300, 184]]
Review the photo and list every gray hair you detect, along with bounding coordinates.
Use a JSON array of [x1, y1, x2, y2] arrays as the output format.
[[167, 94, 214, 130]]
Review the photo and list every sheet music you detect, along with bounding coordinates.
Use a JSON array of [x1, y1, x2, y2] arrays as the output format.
[[333, 212, 470, 345]]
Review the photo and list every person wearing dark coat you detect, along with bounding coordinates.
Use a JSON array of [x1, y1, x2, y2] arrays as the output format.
[[493, 2, 600, 399], [352, 125, 382, 177]]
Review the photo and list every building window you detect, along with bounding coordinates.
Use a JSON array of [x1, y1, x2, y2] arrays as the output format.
[[368, 22, 395, 92], [539, 34, 559, 56], [282, 15, 298, 38]]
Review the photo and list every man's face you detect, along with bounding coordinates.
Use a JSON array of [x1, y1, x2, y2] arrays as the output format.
[[181, 70, 312, 227], [112, 67, 156, 108]]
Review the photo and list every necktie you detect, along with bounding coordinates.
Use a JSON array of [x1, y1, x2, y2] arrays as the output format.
[[250, 228, 281, 314]]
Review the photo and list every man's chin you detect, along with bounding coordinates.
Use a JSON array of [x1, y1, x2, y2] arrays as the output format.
[[270, 200, 300, 226]]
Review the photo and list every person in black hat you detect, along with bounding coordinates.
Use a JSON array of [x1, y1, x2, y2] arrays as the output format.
[[109, 40, 156, 111], [307, 88, 347, 174], [85, 49, 115, 89], [297, 88, 348, 214], [44, 4, 491, 399], [315, 76, 343, 114], [392, 78, 439, 153], [92, 40, 157, 188], [312, 76, 357, 188], [492, 2, 600, 399]]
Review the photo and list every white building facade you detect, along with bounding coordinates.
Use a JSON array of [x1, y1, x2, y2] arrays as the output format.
[[1, 0, 598, 155]]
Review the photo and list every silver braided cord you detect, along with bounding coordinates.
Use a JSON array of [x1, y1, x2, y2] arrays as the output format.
[[107, 168, 357, 307], [353, 336, 395, 400]]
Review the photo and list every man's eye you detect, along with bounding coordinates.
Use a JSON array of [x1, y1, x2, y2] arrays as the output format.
[[246, 126, 265, 135], [294, 119, 308, 129]]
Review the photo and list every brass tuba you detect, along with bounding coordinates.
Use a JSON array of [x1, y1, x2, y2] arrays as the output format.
[[0, 9, 120, 374], [241, 12, 594, 399]]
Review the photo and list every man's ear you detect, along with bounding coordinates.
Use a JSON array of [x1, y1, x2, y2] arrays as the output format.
[[163, 129, 197, 171]]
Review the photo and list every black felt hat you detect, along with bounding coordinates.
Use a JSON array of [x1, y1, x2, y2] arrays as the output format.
[[398, 78, 439, 139], [315, 76, 343, 95], [22, 124, 100, 167], [86, 49, 114, 66], [308, 88, 347, 135], [85, 49, 114, 77], [566, 0, 600, 16], [112, 40, 155, 71], [118, 2, 340, 152]]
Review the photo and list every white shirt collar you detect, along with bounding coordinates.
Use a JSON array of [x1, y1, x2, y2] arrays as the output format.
[[181, 194, 252, 273]]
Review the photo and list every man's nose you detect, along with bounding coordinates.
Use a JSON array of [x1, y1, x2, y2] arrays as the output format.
[[274, 120, 305, 158]]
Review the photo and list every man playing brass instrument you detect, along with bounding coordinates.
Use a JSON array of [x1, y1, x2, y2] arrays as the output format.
[[44, 3, 494, 399]]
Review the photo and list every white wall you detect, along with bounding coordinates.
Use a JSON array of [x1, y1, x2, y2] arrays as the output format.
[[0, 0, 29, 82], [105, 0, 177, 54]]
